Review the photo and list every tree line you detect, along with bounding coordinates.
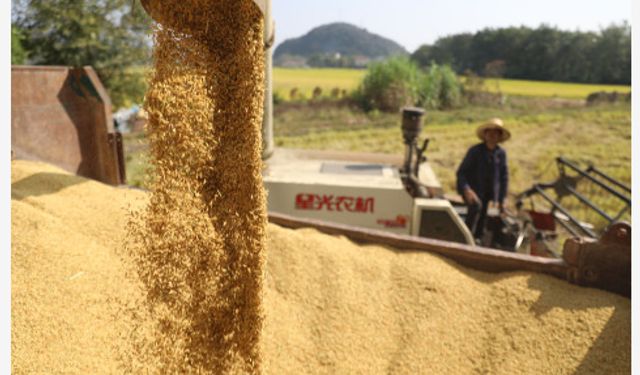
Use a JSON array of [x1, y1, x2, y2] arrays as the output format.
[[410, 23, 630, 85]]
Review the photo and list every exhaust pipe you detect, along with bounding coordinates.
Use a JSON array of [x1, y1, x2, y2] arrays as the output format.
[[400, 107, 429, 198]]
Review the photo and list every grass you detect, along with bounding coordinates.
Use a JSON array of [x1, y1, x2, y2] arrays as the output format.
[[274, 67, 631, 101], [123, 131, 151, 188]]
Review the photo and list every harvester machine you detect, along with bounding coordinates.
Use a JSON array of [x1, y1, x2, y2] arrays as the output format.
[[264, 108, 476, 247], [263, 108, 631, 258]]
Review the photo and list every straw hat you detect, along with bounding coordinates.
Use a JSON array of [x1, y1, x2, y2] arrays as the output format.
[[476, 118, 511, 142]]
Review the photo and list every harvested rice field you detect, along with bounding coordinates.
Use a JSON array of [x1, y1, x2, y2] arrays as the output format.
[[11, 159, 631, 374]]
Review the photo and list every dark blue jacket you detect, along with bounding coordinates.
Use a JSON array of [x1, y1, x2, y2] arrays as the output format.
[[456, 143, 508, 203]]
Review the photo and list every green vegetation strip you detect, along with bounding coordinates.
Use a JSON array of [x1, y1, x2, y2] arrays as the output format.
[[273, 68, 630, 101]]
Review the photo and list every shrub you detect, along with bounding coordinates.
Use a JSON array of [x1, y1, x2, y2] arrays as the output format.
[[312, 86, 323, 100], [438, 65, 462, 109], [354, 57, 421, 112], [418, 63, 462, 110], [289, 87, 299, 100], [273, 91, 284, 105]]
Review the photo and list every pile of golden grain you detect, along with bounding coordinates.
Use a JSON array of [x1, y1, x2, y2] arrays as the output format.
[[124, 0, 267, 373], [11, 160, 630, 374]]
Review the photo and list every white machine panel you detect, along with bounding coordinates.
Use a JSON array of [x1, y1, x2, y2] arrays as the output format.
[[264, 160, 414, 235]]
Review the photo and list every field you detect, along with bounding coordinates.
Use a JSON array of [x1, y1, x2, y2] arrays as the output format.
[[480, 78, 631, 99], [273, 67, 631, 100], [273, 68, 365, 99]]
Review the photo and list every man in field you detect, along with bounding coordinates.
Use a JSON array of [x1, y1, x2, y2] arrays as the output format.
[[456, 118, 510, 242]]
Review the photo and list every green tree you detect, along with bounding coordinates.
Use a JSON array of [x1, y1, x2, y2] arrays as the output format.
[[549, 31, 596, 82], [410, 23, 630, 84], [11, 25, 28, 64], [411, 45, 432, 67], [13, 0, 152, 108], [590, 23, 631, 84], [411, 33, 473, 73], [517, 25, 562, 80]]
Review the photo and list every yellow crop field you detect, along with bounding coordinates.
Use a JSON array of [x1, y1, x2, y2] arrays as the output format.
[[273, 68, 631, 100], [480, 78, 631, 99], [273, 68, 365, 99]]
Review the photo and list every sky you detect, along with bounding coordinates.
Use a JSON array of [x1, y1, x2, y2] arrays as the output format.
[[273, 0, 631, 52]]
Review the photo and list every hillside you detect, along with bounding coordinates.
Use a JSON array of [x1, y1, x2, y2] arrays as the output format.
[[274, 22, 408, 67]]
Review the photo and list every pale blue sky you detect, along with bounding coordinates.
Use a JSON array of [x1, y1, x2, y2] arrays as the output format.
[[273, 0, 631, 52]]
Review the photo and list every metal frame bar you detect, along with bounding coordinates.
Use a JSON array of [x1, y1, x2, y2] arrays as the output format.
[[534, 185, 598, 238], [551, 209, 585, 238], [517, 157, 629, 240], [587, 165, 631, 193], [562, 184, 614, 223], [611, 205, 631, 223], [557, 157, 631, 205]]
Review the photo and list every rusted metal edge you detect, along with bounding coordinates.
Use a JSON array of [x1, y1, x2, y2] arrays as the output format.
[[115, 132, 127, 184], [268, 211, 569, 281], [107, 132, 127, 185], [82, 66, 113, 111], [11, 65, 72, 71]]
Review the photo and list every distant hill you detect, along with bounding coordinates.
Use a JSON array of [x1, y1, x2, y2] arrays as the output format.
[[274, 22, 408, 68]]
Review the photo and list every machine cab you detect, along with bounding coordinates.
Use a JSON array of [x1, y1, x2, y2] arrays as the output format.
[[411, 198, 475, 245]]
